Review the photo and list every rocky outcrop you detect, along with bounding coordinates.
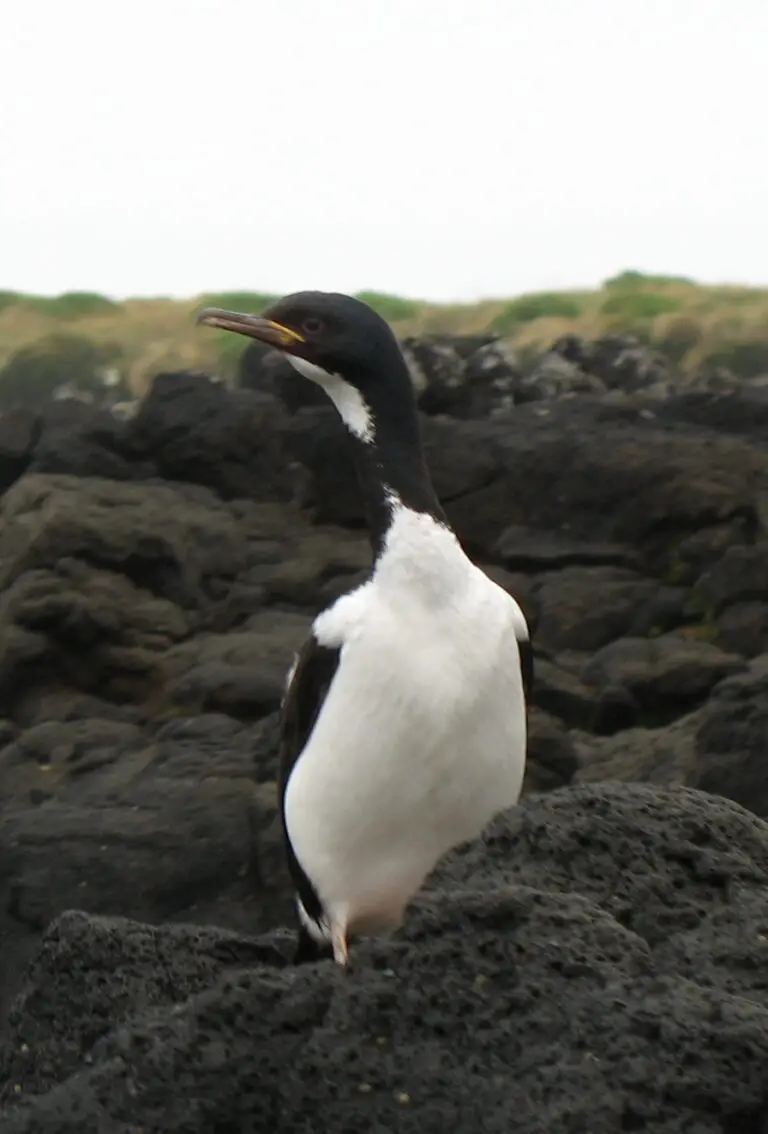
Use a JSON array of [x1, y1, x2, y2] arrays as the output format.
[[0, 334, 766, 1131], [4, 785, 768, 1132], [240, 328, 768, 419]]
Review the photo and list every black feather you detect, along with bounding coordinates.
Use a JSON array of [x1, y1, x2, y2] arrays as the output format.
[[518, 635, 534, 709], [278, 633, 341, 949], [293, 925, 334, 966]]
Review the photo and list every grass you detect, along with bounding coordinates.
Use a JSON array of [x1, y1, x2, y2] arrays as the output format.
[[1, 272, 767, 396]]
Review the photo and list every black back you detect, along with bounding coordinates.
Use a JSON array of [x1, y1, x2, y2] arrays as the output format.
[[278, 633, 341, 963], [518, 636, 534, 711]]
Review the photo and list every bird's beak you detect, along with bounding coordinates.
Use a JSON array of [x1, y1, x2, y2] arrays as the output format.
[[196, 307, 305, 349]]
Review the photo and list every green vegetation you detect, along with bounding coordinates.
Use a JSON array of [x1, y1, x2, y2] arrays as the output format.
[[354, 292, 423, 322], [600, 293, 682, 320], [604, 270, 695, 289], [198, 291, 277, 314], [7, 291, 121, 319], [0, 272, 767, 395], [0, 291, 23, 315], [491, 292, 583, 333]]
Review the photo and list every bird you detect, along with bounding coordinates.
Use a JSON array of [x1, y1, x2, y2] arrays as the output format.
[[197, 292, 532, 967]]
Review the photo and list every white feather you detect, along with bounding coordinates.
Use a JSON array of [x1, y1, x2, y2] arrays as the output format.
[[283, 496, 528, 941], [287, 355, 375, 443]]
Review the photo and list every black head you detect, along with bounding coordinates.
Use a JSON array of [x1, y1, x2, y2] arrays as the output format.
[[196, 291, 411, 402], [199, 290, 443, 545]]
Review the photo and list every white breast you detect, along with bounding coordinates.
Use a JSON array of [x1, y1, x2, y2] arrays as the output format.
[[283, 503, 528, 938]]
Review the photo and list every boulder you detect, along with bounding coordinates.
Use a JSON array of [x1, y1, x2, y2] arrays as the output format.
[[4, 786, 768, 1132], [691, 655, 768, 819]]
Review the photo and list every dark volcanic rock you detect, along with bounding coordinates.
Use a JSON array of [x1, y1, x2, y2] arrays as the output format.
[[0, 704, 277, 1020], [695, 543, 768, 613], [4, 785, 768, 1132], [239, 344, 329, 413], [0, 336, 766, 1131], [493, 525, 634, 570], [243, 334, 522, 420], [522, 708, 578, 792], [126, 370, 298, 502], [716, 601, 768, 658], [30, 400, 153, 482], [532, 655, 637, 735], [692, 655, 768, 819], [0, 474, 249, 712], [573, 712, 700, 787], [529, 566, 657, 652], [160, 610, 309, 719], [0, 409, 38, 492], [582, 334, 670, 392], [402, 334, 520, 418], [582, 632, 744, 724], [286, 396, 767, 574], [655, 386, 768, 441]]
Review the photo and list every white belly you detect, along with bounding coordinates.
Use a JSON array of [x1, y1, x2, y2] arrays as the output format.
[[284, 574, 527, 936]]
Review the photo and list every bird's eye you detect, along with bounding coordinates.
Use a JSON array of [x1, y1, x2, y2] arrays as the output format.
[[302, 316, 324, 335]]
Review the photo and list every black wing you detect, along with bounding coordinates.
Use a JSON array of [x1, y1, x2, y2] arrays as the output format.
[[278, 633, 341, 932], [517, 634, 534, 712]]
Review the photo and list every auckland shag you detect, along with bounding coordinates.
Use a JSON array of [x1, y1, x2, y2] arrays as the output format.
[[197, 292, 532, 967]]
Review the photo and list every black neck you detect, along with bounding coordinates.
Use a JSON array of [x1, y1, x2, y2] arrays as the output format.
[[348, 396, 448, 558]]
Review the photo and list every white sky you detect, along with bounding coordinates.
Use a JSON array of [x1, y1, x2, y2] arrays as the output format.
[[3, 0, 767, 301]]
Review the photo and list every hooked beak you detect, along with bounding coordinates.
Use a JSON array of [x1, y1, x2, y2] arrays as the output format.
[[196, 307, 305, 350]]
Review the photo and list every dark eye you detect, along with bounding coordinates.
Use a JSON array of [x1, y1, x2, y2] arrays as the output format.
[[302, 316, 324, 335]]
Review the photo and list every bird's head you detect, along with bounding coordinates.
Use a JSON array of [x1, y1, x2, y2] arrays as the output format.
[[197, 291, 413, 442]]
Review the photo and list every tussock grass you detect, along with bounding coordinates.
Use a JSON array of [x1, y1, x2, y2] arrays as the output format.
[[0, 273, 767, 395]]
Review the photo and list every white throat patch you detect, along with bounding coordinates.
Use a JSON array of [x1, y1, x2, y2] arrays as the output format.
[[286, 355, 374, 443]]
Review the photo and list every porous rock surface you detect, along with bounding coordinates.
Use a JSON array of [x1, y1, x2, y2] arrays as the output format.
[[4, 785, 768, 1131], [0, 333, 766, 1131]]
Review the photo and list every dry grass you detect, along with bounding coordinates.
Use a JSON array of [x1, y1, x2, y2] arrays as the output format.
[[1, 274, 767, 395]]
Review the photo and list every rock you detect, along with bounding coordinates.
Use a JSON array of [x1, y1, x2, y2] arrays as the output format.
[[5, 785, 768, 1131], [0, 718, 142, 806], [0, 475, 253, 712], [574, 712, 700, 787], [401, 334, 520, 418], [283, 396, 768, 575], [445, 402, 764, 569], [694, 543, 768, 614], [691, 655, 768, 818], [585, 334, 671, 392], [0, 706, 272, 1019], [529, 566, 657, 652], [160, 610, 309, 719], [0, 331, 766, 1131], [239, 344, 328, 413], [531, 655, 636, 734], [493, 525, 634, 570], [673, 518, 752, 581], [547, 334, 671, 394], [244, 527, 371, 609], [126, 370, 297, 502], [715, 602, 768, 658], [656, 386, 768, 442], [0, 409, 38, 493], [0, 913, 284, 1106], [582, 632, 745, 725], [520, 351, 607, 401], [30, 401, 152, 482], [0, 474, 246, 604], [522, 708, 578, 792], [462, 339, 521, 417]]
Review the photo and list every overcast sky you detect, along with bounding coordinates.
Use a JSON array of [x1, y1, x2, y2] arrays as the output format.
[[3, 0, 766, 301]]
